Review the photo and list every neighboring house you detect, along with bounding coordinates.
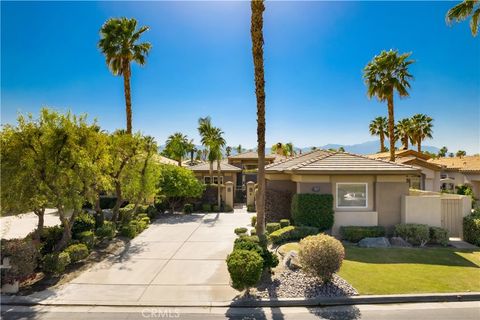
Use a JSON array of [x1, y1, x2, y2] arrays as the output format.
[[264, 150, 420, 235], [189, 161, 242, 200], [368, 149, 442, 192], [429, 156, 480, 199], [153, 154, 178, 166], [227, 151, 285, 188]]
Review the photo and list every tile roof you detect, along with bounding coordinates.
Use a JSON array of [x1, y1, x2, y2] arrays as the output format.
[[429, 156, 480, 173], [153, 154, 178, 165], [228, 151, 279, 160], [188, 161, 242, 172], [266, 150, 419, 174], [367, 149, 431, 161]]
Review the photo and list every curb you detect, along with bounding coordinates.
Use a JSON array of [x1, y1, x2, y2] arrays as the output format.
[[2, 292, 480, 308]]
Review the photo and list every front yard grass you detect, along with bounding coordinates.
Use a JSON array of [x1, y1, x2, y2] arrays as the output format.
[[278, 243, 480, 294]]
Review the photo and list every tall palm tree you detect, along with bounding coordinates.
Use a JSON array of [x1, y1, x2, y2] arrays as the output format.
[[446, 0, 480, 37], [395, 118, 413, 150], [410, 114, 433, 153], [369, 117, 389, 153], [251, 0, 266, 236], [225, 146, 232, 157], [236, 144, 243, 154], [363, 50, 414, 161], [164, 132, 189, 166], [456, 150, 467, 157], [438, 146, 448, 157], [98, 18, 151, 134], [210, 128, 226, 209], [198, 117, 215, 178]]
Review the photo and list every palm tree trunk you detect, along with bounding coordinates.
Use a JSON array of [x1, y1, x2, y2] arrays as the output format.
[[404, 134, 409, 150], [123, 61, 133, 134], [217, 160, 221, 210], [417, 141, 422, 153], [251, 0, 266, 236], [380, 133, 385, 152], [387, 96, 395, 161], [209, 161, 213, 183]]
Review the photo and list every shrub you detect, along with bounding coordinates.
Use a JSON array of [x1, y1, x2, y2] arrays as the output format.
[[202, 203, 212, 212], [340, 226, 386, 243], [266, 222, 281, 234], [234, 227, 248, 235], [137, 220, 148, 232], [235, 235, 260, 245], [64, 244, 89, 263], [269, 226, 319, 245], [464, 211, 480, 246], [429, 227, 449, 246], [39, 225, 64, 255], [251, 215, 257, 227], [224, 205, 233, 212], [226, 249, 264, 291], [139, 216, 151, 225], [0, 239, 38, 285], [124, 203, 136, 211], [154, 199, 168, 214], [299, 234, 345, 281], [280, 219, 290, 228], [136, 213, 149, 219], [233, 238, 263, 255], [72, 212, 96, 236], [77, 231, 95, 249], [43, 252, 71, 275], [137, 204, 150, 214], [183, 203, 194, 214], [247, 204, 256, 212], [119, 207, 134, 224], [291, 194, 334, 230], [213, 205, 220, 212], [250, 229, 257, 236], [146, 205, 158, 219], [95, 221, 116, 240], [262, 250, 279, 269], [121, 224, 138, 239], [394, 224, 430, 246]]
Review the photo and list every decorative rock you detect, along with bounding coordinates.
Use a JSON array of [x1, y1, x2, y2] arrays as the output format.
[[283, 250, 302, 270], [390, 236, 412, 247], [358, 237, 391, 248]]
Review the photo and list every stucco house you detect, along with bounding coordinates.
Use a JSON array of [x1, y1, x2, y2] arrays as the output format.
[[227, 151, 285, 187], [368, 149, 442, 192], [429, 156, 480, 200], [264, 150, 420, 235]]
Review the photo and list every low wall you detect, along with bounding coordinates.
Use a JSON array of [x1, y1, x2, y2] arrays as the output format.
[[401, 195, 442, 227], [332, 211, 378, 236]]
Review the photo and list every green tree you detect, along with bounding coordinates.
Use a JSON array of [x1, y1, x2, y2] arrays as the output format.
[[157, 165, 205, 213], [438, 146, 448, 157], [446, 0, 480, 37], [164, 132, 190, 166], [456, 150, 467, 157], [98, 17, 152, 134], [395, 118, 413, 150], [363, 50, 414, 161], [226, 146, 232, 157], [198, 116, 215, 179], [251, 0, 267, 235], [410, 114, 433, 153], [236, 144, 243, 154], [369, 116, 389, 152]]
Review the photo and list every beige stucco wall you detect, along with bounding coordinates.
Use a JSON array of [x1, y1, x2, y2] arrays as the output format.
[[296, 182, 331, 194], [266, 179, 296, 193], [376, 181, 410, 229], [401, 195, 442, 227], [332, 211, 378, 236]]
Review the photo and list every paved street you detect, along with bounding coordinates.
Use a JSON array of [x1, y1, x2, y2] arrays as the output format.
[[2, 302, 479, 320], [25, 212, 251, 305]]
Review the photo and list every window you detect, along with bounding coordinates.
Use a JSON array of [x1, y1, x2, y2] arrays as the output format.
[[203, 176, 223, 184], [336, 183, 368, 208]]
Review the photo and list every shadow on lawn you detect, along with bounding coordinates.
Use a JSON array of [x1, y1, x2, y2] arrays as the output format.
[[345, 246, 479, 268]]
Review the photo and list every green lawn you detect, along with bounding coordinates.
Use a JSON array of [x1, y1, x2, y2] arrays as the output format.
[[278, 243, 480, 295]]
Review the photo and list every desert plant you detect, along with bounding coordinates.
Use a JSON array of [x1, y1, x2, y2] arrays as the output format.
[[226, 249, 264, 292], [269, 225, 319, 245], [429, 227, 449, 246], [43, 252, 71, 275], [291, 194, 334, 230], [394, 224, 430, 246], [340, 226, 386, 243], [299, 234, 345, 281], [64, 244, 89, 263]]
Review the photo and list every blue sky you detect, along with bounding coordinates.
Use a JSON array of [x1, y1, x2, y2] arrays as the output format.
[[2, 1, 479, 153]]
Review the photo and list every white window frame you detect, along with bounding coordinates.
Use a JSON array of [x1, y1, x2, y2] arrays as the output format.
[[203, 176, 224, 184], [336, 182, 368, 209]]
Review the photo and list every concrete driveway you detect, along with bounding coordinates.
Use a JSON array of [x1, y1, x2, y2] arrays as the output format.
[[34, 211, 252, 305]]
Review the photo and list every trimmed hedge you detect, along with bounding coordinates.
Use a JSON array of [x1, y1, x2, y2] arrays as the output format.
[[269, 226, 319, 245], [95, 221, 116, 240], [234, 227, 248, 235], [39, 226, 64, 255], [121, 223, 138, 239], [340, 226, 386, 243], [233, 234, 278, 270], [226, 249, 264, 291], [463, 210, 480, 246], [77, 231, 95, 249], [280, 219, 290, 228], [43, 252, 71, 275], [394, 224, 429, 246], [183, 203, 194, 214], [266, 223, 281, 234], [291, 194, 334, 230], [64, 244, 89, 263], [72, 212, 96, 236], [429, 227, 449, 246]]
